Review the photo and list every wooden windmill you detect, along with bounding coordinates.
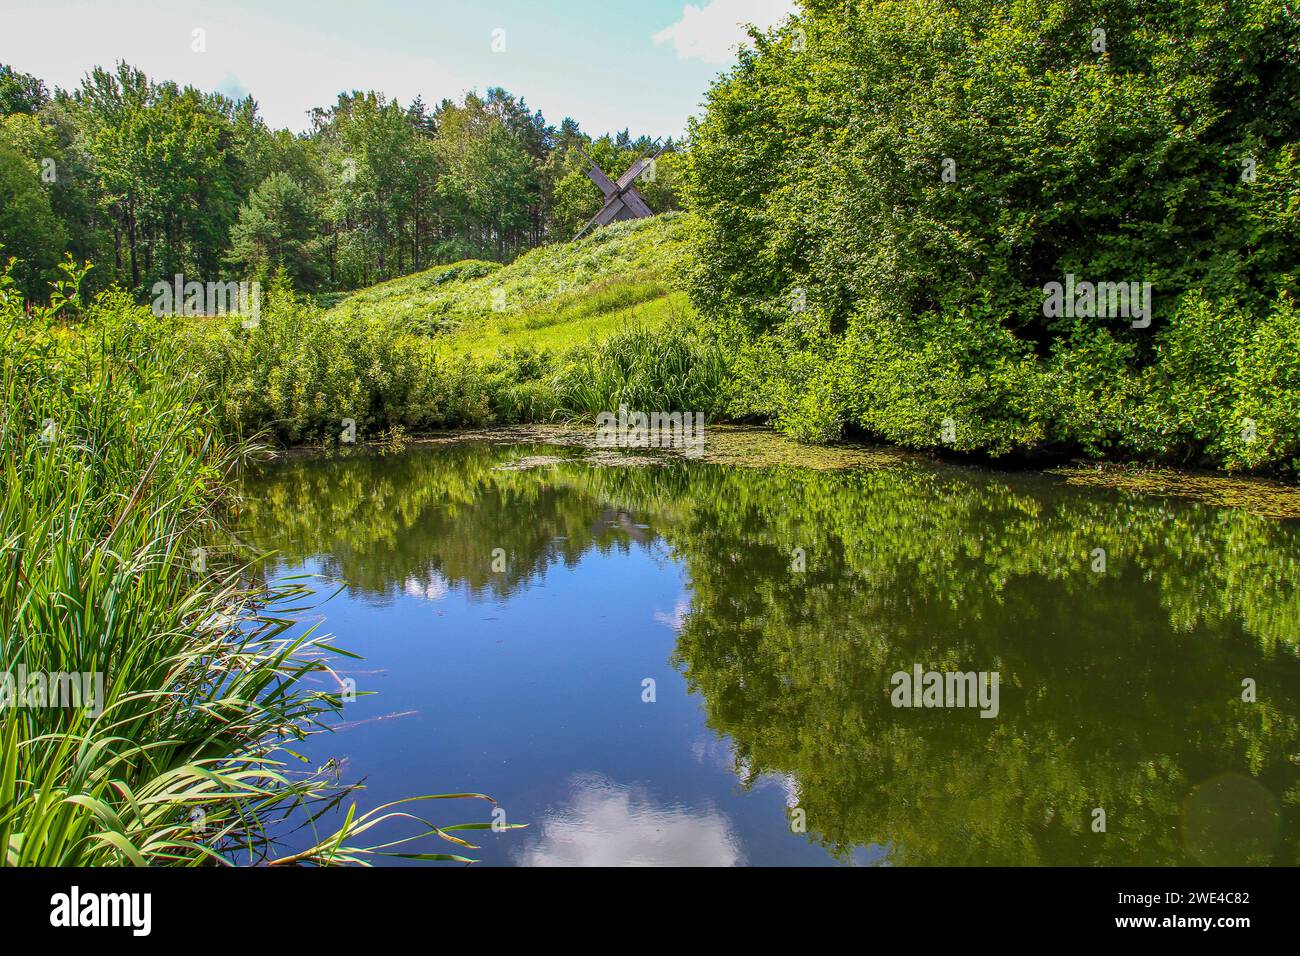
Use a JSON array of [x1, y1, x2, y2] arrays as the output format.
[[573, 142, 666, 240]]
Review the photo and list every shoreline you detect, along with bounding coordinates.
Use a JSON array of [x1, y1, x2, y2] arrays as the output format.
[[250, 423, 1300, 520]]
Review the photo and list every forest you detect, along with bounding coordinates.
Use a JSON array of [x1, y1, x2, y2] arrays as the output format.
[[0, 60, 682, 300]]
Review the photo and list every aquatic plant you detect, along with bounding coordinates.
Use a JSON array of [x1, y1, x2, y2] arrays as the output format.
[[0, 258, 511, 865]]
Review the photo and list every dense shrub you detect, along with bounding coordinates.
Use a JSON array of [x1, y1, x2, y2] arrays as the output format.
[[842, 305, 1048, 455], [1231, 294, 1300, 471], [1132, 292, 1251, 462], [685, 0, 1300, 471], [550, 322, 729, 420], [181, 289, 493, 444], [180, 285, 728, 443]]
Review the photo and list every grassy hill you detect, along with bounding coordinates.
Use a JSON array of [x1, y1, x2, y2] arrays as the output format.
[[327, 212, 694, 356]]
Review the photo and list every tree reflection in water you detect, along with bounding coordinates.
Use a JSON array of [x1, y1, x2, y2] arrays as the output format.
[[238, 440, 1300, 865]]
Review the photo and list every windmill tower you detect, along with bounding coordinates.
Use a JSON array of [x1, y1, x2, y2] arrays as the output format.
[[573, 142, 667, 240]]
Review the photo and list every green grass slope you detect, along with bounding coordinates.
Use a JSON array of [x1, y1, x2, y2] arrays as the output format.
[[327, 212, 693, 354], [330, 212, 691, 325]]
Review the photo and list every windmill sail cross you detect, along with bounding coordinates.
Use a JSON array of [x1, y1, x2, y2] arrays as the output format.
[[574, 144, 665, 240]]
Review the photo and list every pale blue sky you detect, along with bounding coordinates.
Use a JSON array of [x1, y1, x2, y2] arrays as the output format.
[[0, 0, 798, 137]]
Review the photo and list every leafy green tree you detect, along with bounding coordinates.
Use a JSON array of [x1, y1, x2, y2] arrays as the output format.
[[1, 110, 105, 277], [685, 0, 1300, 468], [0, 138, 66, 297], [227, 172, 320, 286], [2, 61, 673, 301], [433, 93, 537, 258], [0, 64, 47, 115]]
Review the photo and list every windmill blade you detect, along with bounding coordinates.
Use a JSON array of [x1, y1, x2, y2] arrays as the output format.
[[585, 164, 619, 199], [615, 158, 651, 191], [572, 141, 664, 239], [575, 195, 628, 240], [619, 186, 654, 219], [615, 146, 666, 191], [591, 195, 628, 227], [576, 145, 619, 198]]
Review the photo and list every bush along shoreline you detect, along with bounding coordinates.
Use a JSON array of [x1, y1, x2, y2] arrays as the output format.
[[177, 267, 1300, 481], [682, 0, 1300, 475], [177, 269, 1300, 481]]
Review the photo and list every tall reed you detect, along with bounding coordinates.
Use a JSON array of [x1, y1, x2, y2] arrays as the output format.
[[0, 259, 507, 865], [551, 309, 730, 420]]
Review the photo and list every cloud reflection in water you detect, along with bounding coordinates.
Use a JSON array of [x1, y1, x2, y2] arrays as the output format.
[[515, 773, 744, 867]]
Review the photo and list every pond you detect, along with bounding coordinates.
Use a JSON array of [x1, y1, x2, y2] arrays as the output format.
[[235, 428, 1300, 866]]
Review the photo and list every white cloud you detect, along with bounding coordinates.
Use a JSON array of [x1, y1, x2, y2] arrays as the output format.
[[515, 773, 744, 866], [402, 573, 448, 602], [653, 0, 799, 65], [216, 72, 249, 102], [653, 597, 690, 631]]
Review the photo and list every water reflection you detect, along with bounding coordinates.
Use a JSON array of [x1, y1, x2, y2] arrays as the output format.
[[238, 440, 1300, 865], [402, 573, 449, 602], [515, 773, 744, 867]]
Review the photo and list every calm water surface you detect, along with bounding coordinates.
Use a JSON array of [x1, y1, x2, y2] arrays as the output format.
[[237, 436, 1300, 866]]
